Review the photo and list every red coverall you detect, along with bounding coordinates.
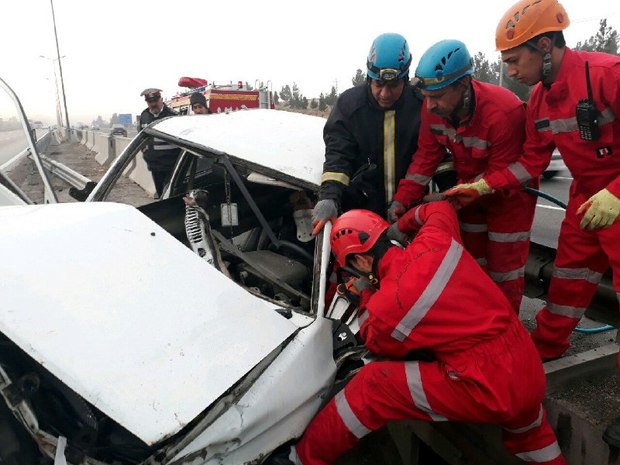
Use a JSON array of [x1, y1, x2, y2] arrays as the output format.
[[295, 202, 565, 465], [393, 80, 537, 313], [485, 48, 620, 361]]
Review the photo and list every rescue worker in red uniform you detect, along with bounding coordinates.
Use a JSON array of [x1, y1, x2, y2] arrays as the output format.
[[266, 202, 566, 465], [442, 0, 620, 447], [389, 39, 537, 313]]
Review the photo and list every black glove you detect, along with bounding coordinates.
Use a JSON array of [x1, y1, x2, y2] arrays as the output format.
[[386, 222, 409, 246], [336, 277, 372, 305]]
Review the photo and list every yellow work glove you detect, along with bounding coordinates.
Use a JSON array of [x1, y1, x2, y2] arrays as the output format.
[[443, 178, 492, 208], [577, 188, 620, 230]]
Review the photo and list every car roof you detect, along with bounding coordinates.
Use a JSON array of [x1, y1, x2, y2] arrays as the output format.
[[148, 109, 326, 188]]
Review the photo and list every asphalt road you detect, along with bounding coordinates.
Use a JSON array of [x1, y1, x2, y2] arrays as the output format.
[[0, 129, 28, 165]]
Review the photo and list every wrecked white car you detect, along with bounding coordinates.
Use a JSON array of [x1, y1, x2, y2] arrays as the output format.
[[0, 111, 366, 464]]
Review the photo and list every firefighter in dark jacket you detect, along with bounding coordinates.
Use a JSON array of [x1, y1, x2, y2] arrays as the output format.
[[311, 32, 426, 235], [138, 88, 181, 198]]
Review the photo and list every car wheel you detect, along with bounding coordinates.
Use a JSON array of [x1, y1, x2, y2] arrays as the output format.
[[542, 171, 558, 180]]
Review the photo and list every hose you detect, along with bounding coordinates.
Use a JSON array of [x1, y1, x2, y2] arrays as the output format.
[[524, 186, 568, 209], [574, 325, 615, 334], [525, 186, 615, 335]]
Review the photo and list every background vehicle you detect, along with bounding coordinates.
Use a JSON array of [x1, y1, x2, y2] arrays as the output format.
[[167, 77, 274, 115], [542, 149, 566, 180], [110, 124, 128, 137]]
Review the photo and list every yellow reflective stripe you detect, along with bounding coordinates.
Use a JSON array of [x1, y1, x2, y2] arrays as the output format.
[[321, 171, 350, 186], [384, 111, 396, 202]]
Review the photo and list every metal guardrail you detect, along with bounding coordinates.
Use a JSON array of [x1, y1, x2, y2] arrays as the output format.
[[38, 153, 92, 190]]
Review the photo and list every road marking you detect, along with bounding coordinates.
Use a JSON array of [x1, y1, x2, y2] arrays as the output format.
[[536, 204, 565, 211]]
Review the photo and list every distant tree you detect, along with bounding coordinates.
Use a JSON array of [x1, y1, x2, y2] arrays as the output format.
[[501, 65, 531, 102], [273, 91, 279, 105], [319, 93, 327, 111], [352, 69, 366, 86], [290, 82, 302, 108], [472, 52, 499, 85], [310, 98, 318, 109], [575, 19, 619, 55], [280, 85, 292, 103], [301, 96, 309, 109], [325, 86, 338, 106], [472, 51, 530, 101]]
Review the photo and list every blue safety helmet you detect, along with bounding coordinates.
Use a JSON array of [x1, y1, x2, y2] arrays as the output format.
[[414, 39, 474, 91], [366, 33, 412, 82]]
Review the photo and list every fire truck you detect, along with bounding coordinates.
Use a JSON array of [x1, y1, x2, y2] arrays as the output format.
[[166, 77, 275, 115]]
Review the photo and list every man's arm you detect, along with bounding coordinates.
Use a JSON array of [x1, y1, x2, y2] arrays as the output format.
[[599, 63, 620, 198], [481, 104, 527, 178], [392, 108, 446, 208], [484, 100, 555, 191], [445, 100, 554, 206], [319, 102, 361, 206], [393, 200, 460, 240]]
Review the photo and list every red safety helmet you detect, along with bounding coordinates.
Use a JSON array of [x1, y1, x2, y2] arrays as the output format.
[[330, 209, 389, 268]]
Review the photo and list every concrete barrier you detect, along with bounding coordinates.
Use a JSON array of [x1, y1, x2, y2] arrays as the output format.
[[79, 132, 155, 197]]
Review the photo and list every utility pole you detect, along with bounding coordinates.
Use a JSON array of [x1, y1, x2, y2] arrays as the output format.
[[499, 60, 504, 88], [50, 0, 70, 140], [40, 55, 64, 129]]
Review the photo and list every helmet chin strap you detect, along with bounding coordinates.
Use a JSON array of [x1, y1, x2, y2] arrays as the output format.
[[541, 51, 553, 84], [527, 36, 555, 86]]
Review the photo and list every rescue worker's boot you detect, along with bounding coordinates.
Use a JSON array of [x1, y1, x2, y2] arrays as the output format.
[[603, 417, 620, 448]]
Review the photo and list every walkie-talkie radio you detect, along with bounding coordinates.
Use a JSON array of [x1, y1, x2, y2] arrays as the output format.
[[575, 61, 600, 141]]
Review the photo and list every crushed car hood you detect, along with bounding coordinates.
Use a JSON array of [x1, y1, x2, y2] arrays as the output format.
[[151, 109, 325, 188], [0, 202, 297, 445]]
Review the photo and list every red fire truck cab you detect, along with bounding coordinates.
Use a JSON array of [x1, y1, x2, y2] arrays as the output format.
[[167, 77, 275, 115]]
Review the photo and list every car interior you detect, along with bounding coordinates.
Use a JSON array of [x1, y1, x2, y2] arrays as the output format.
[[135, 150, 318, 312]]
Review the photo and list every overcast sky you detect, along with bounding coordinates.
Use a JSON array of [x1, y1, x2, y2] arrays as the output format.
[[1, 0, 619, 125]]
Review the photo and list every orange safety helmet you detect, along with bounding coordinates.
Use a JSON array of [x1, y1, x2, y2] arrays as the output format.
[[495, 0, 570, 52], [330, 210, 389, 268]]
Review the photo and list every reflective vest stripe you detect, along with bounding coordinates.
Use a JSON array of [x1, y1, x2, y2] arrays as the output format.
[[392, 239, 463, 341], [515, 442, 562, 463], [462, 136, 491, 149], [552, 266, 603, 284], [405, 362, 448, 421], [476, 257, 488, 267], [488, 231, 531, 242], [414, 207, 423, 226], [335, 390, 371, 438], [460, 222, 488, 233], [537, 107, 615, 134], [430, 124, 456, 139], [429, 125, 490, 148], [534, 118, 551, 131], [358, 309, 369, 327], [507, 162, 533, 184], [489, 266, 526, 283], [504, 405, 543, 433], [547, 302, 586, 319], [405, 173, 432, 186], [384, 111, 396, 203], [321, 171, 350, 186]]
